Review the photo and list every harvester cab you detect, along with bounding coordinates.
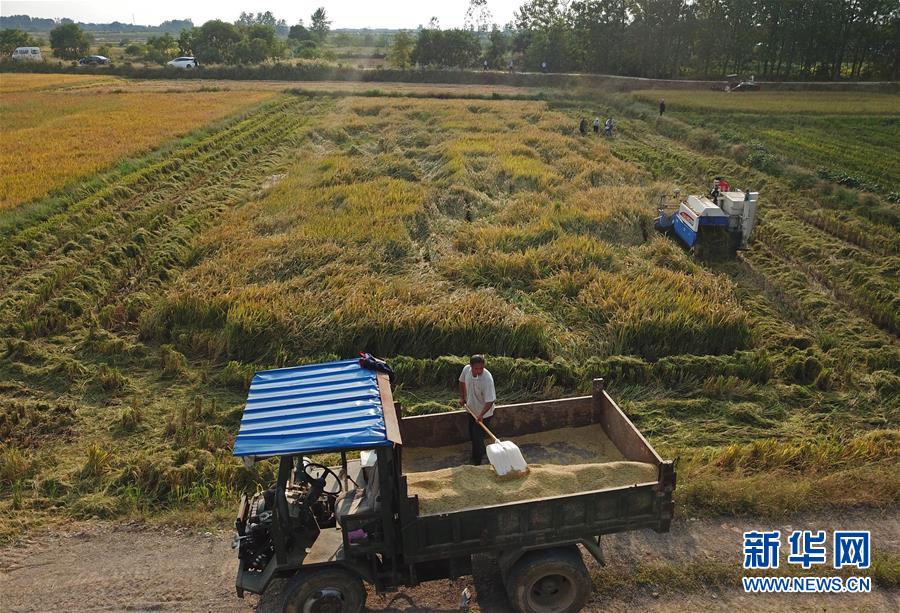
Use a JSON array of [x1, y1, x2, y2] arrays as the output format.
[[655, 178, 759, 259]]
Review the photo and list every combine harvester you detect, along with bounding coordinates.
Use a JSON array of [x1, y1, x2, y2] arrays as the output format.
[[655, 178, 759, 258]]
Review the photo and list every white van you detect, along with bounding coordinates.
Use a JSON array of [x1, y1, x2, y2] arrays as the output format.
[[11, 47, 43, 61]]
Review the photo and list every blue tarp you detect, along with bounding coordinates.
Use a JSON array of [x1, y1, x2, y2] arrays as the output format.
[[233, 358, 391, 457]]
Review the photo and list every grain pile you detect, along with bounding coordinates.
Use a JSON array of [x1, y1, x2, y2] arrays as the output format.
[[403, 423, 658, 515], [407, 461, 658, 515], [403, 422, 630, 472]]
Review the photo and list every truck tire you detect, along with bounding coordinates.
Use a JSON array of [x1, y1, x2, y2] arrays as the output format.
[[505, 546, 591, 613], [281, 568, 366, 613]]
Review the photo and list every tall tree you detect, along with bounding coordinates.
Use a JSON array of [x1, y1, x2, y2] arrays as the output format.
[[177, 28, 195, 55], [0, 28, 38, 55], [465, 0, 494, 31], [237, 11, 278, 28], [412, 28, 482, 67], [236, 12, 255, 27], [485, 26, 510, 67], [144, 33, 177, 64], [192, 20, 242, 64], [310, 8, 331, 42], [233, 23, 279, 63], [570, 0, 629, 74], [288, 21, 314, 43], [515, 0, 574, 70], [387, 31, 415, 68], [49, 23, 91, 60]]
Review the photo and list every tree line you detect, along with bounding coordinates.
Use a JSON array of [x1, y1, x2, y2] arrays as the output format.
[[0, 9, 333, 64], [391, 0, 898, 80], [124, 10, 332, 64], [388, 0, 900, 80], [0, 14, 192, 33], [506, 0, 899, 80]]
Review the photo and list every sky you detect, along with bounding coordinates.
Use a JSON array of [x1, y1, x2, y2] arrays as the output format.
[[1, 1, 524, 29]]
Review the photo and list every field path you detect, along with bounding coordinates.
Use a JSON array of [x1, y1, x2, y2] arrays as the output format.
[[1, 511, 896, 612]]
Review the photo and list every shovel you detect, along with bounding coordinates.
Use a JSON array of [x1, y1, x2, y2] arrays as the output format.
[[465, 405, 528, 477]]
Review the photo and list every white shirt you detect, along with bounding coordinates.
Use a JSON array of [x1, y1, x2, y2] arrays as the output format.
[[459, 365, 497, 418]]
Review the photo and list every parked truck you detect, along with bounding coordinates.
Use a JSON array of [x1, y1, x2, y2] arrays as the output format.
[[232, 358, 676, 612]]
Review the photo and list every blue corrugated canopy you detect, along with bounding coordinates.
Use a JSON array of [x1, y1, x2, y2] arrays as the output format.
[[233, 358, 393, 458]]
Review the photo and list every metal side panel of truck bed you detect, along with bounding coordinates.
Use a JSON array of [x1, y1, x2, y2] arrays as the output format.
[[396, 379, 675, 563]]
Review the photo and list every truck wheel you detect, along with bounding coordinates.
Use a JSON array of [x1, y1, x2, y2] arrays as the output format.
[[281, 568, 366, 613], [505, 547, 591, 613]]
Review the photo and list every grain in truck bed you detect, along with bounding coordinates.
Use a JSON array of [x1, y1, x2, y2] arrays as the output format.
[[404, 422, 630, 472], [403, 422, 659, 515]]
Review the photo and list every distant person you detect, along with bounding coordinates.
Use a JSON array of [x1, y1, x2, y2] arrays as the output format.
[[659, 98, 666, 116], [592, 117, 600, 134], [604, 117, 613, 137], [508, 59, 514, 73], [579, 117, 587, 135], [483, 59, 488, 71], [541, 60, 548, 73]]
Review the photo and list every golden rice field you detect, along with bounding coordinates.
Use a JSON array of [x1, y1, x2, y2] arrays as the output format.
[[143, 97, 748, 362], [0, 73, 119, 94], [0, 84, 897, 542], [0, 74, 274, 208]]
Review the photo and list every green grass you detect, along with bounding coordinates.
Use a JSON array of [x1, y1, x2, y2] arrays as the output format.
[[633, 90, 900, 115], [630, 90, 900, 196]]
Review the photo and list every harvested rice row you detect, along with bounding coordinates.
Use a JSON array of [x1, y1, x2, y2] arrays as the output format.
[[1, 99, 316, 331], [0, 97, 299, 280]]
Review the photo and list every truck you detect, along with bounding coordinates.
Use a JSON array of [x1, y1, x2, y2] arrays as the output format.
[[232, 358, 676, 612]]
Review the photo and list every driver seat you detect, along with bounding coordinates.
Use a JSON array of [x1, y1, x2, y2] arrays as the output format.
[[334, 464, 380, 520]]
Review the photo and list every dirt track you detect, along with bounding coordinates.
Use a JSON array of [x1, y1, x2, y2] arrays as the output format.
[[1, 512, 897, 612]]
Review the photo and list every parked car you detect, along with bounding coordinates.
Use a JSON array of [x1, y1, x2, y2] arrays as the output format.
[[731, 80, 760, 92], [167, 56, 198, 69], [723, 74, 760, 92], [11, 47, 42, 62], [77, 55, 110, 65]]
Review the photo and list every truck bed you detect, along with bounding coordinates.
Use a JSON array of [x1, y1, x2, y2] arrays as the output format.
[[403, 423, 658, 515], [395, 381, 675, 563]]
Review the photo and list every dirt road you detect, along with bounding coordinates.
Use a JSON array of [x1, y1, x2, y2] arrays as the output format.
[[1, 512, 897, 612]]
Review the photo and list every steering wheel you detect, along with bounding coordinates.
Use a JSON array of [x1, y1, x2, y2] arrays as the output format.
[[301, 462, 343, 496]]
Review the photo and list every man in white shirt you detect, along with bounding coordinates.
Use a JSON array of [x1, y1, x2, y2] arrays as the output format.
[[458, 355, 497, 466]]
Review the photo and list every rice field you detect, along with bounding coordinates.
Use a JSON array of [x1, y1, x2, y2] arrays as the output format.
[[0, 74, 275, 208], [0, 73, 119, 94], [631, 89, 900, 195], [0, 82, 897, 539]]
